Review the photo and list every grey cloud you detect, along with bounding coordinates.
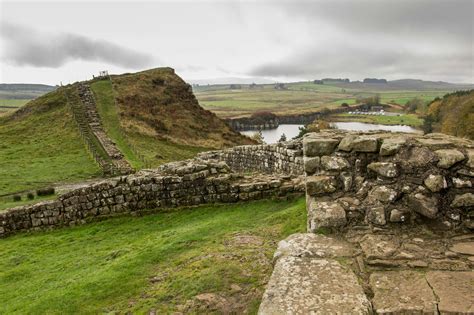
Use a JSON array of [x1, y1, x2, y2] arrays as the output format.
[[1, 22, 155, 68], [249, 45, 473, 82], [282, 0, 473, 42], [248, 0, 473, 82]]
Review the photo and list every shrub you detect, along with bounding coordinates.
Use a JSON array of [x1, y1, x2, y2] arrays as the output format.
[[27, 192, 35, 200], [36, 187, 55, 196], [13, 195, 21, 202]]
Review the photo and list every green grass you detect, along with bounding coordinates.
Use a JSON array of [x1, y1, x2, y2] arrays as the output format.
[[0, 194, 57, 211], [0, 92, 101, 195], [334, 113, 423, 126], [0, 99, 30, 107], [0, 197, 306, 314], [90, 80, 143, 169], [126, 132, 208, 168]]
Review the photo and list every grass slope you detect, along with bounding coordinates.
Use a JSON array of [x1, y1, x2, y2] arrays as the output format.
[[91, 79, 209, 168], [0, 91, 101, 195], [0, 197, 306, 314]]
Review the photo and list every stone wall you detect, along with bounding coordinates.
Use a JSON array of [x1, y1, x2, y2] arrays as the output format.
[[303, 131, 474, 232], [198, 140, 304, 175], [0, 156, 304, 238]]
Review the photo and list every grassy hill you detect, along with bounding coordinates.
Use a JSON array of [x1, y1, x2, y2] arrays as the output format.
[[0, 197, 306, 314], [0, 68, 253, 197], [426, 90, 474, 139]]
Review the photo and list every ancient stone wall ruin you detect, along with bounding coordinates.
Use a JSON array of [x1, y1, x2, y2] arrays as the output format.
[[198, 141, 304, 175], [0, 141, 305, 238], [302, 131, 474, 232]]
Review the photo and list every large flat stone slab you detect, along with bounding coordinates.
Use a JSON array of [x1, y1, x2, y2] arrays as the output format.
[[258, 256, 371, 314], [273, 233, 354, 261], [370, 271, 437, 314], [426, 271, 474, 314]]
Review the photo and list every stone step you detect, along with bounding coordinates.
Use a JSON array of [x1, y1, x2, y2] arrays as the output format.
[[258, 234, 371, 314]]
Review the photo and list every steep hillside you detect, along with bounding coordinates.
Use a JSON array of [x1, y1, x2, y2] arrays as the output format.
[[426, 90, 474, 139], [0, 67, 253, 196], [0, 89, 101, 195], [110, 68, 254, 148]]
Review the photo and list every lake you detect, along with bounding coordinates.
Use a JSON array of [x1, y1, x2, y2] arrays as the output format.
[[241, 122, 418, 144]]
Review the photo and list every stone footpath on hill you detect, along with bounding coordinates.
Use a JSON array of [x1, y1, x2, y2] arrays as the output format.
[[259, 229, 474, 314]]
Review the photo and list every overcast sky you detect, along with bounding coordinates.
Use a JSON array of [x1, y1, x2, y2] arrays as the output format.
[[0, 0, 472, 85]]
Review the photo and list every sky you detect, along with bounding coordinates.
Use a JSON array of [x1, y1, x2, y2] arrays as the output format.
[[0, 0, 473, 85]]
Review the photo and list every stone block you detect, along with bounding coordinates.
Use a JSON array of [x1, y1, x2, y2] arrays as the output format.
[[408, 193, 438, 219], [426, 271, 474, 314], [435, 149, 465, 169], [306, 176, 337, 195], [424, 174, 447, 192], [352, 136, 379, 152], [303, 156, 320, 174], [451, 193, 474, 207], [303, 137, 339, 157], [370, 271, 437, 314], [307, 199, 347, 232], [379, 137, 406, 156], [367, 162, 399, 178], [367, 206, 386, 225], [321, 156, 350, 171], [258, 256, 371, 314], [368, 185, 398, 203]]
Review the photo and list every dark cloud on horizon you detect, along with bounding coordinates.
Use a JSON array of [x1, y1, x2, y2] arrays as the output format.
[[249, 0, 473, 82], [0, 22, 155, 68]]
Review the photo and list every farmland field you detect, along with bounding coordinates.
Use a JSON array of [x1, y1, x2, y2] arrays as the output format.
[[194, 81, 464, 118]]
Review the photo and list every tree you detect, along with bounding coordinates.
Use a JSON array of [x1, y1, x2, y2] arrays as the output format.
[[405, 98, 424, 113], [278, 133, 287, 142], [251, 130, 264, 144], [422, 115, 434, 134]]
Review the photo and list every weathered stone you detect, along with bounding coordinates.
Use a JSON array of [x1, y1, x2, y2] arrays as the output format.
[[368, 185, 398, 203], [273, 233, 354, 261], [370, 271, 437, 314], [306, 176, 337, 195], [390, 209, 407, 222], [366, 206, 386, 225], [406, 146, 437, 167], [321, 156, 350, 171], [352, 136, 379, 152], [303, 137, 339, 157], [467, 149, 474, 169], [380, 137, 406, 156], [435, 149, 465, 169], [339, 172, 353, 191], [424, 174, 447, 192], [449, 242, 474, 255], [307, 199, 347, 232], [303, 156, 320, 174], [408, 193, 438, 219], [337, 135, 357, 151], [416, 138, 452, 150], [426, 271, 474, 314], [367, 162, 399, 178], [451, 193, 474, 207], [452, 177, 472, 188], [360, 234, 399, 259], [258, 256, 371, 314]]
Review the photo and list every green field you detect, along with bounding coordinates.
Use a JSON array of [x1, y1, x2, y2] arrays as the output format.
[[333, 113, 424, 127], [0, 99, 31, 116], [0, 92, 101, 196], [0, 197, 306, 314], [194, 82, 454, 118]]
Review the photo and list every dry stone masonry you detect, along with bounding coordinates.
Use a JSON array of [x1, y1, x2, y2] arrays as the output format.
[[76, 83, 133, 174], [302, 131, 474, 232], [198, 141, 304, 175], [0, 140, 305, 238], [259, 131, 474, 314]]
